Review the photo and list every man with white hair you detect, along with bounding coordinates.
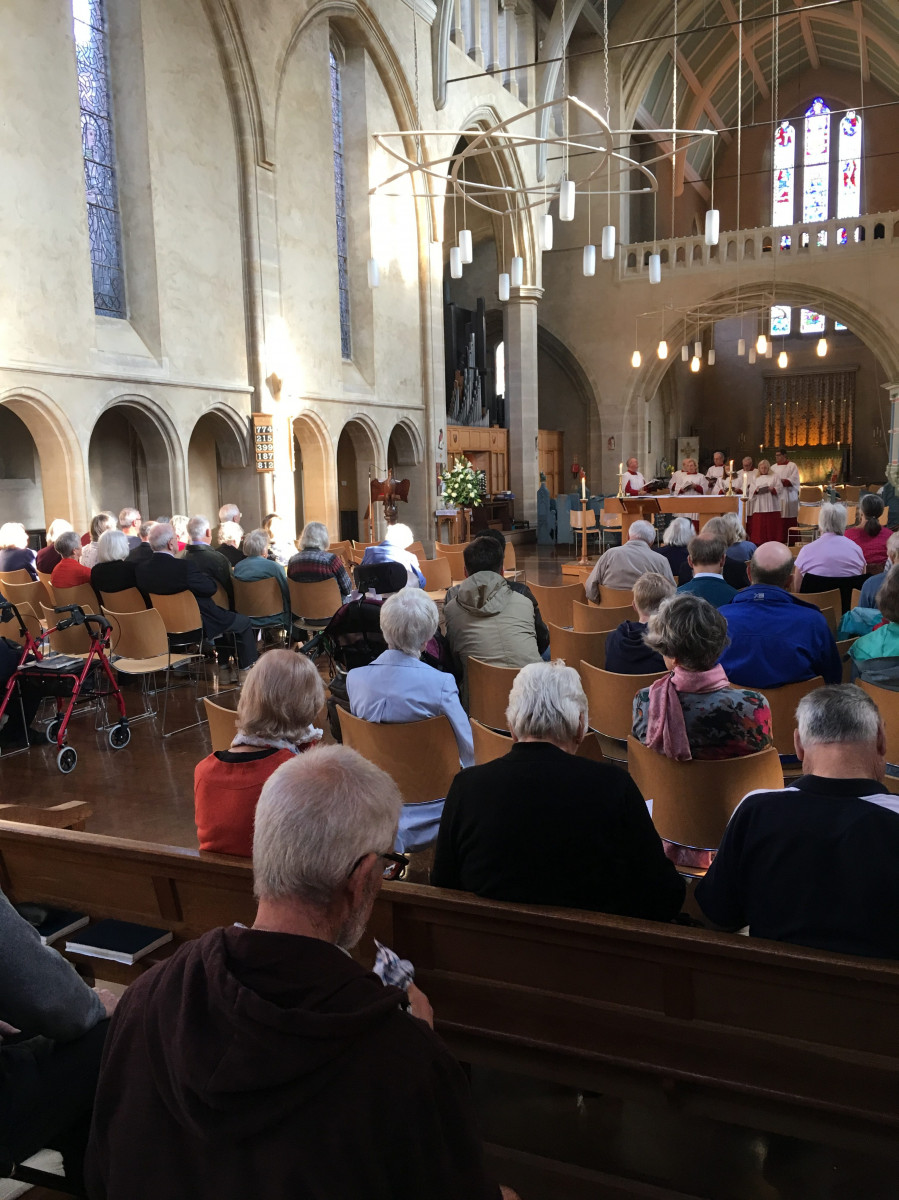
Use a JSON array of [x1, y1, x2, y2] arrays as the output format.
[[215, 519, 245, 568], [125, 519, 155, 564], [117, 507, 142, 551], [181, 514, 234, 605], [432, 662, 685, 919], [585, 519, 674, 598], [218, 501, 242, 526], [696, 685, 899, 959], [86, 747, 517, 1200], [360, 522, 425, 588], [135, 522, 257, 676]]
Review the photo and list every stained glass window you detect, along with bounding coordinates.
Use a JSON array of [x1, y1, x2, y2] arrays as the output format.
[[73, 0, 125, 318], [837, 110, 862, 219], [800, 309, 826, 335], [330, 49, 351, 361], [834, 320, 848, 332], [772, 121, 795, 228], [770, 305, 792, 337], [803, 98, 830, 224]]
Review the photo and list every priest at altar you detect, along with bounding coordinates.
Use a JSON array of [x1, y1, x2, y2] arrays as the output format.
[[623, 457, 647, 496], [746, 460, 783, 544], [705, 451, 729, 495], [772, 449, 800, 541]]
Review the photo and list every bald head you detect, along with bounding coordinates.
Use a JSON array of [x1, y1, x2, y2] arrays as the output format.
[[749, 541, 794, 589]]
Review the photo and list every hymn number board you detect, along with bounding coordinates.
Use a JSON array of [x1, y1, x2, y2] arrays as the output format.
[[253, 414, 275, 473]]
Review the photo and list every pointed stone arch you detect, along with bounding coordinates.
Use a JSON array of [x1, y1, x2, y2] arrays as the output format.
[[293, 409, 337, 540], [89, 395, 186, 519]]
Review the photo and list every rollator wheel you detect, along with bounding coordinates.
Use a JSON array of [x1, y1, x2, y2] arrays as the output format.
[[109, 723, 131, 749], [46, 719, 62, 744], [57, 746, 77, 774]]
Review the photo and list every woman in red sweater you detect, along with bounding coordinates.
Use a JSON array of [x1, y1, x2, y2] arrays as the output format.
[[194, 650, 326, 856], [846, 493, 892, 566]]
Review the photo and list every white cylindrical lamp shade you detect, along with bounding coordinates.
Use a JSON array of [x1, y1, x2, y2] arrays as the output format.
[[559, 179, 576, 222], [450, 246, 463, 278], [458, 229, 473, 264], [765, 342, 773, 358], [756, 334, 767, 354], [681, 344, 689, 362], [631, 349, 642, 368], [693, 340, 702, 358], [657, 340, 668, 359], [648, 252, 661, 284], [704, 208, 720, 246], [707, 347, 716, 365], [690, 356, 701, 373], [748, 347, 757, 363], [367, 258, 380, 288], [817, 337, 828, 357], [510, 256, 523, 288], [778, 350, 788, 368], [601, 225, 616, 260], [582, 244, 596, 276], [737, 338, 746, 356], [539, 214, 554, 251], [498, 272, 510, 302]]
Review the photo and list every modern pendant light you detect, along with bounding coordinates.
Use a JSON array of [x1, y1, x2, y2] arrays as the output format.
[[582, 244, 596, 276], [693, 340, 702, 359], [539, 214, 554, 251], [648, 253, 661, 285], [681, 344, 689, 362], [559, 179, 575, 221], [601, 225, 616, 259], [778, 350, 788, 368], [631, 349, 642, 368], [458, 228, 473, 265], [657, 340, 668, 359], [704, 207, 720, 246], [367, 258, 380, 288], [708, 347, 716, 365], [756, 333, 768, 355], [737, 337, 746, 356], [498, 272, 510, 302], [690, 356, 701, 373], [510, 256, 523, 288], [748, 347, 757, 364], [817, 337, 828, 357], [450, 246, 462, 278]]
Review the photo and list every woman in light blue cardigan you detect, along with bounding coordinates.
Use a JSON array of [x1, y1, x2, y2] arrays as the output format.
[[233, 528, 291, 633]]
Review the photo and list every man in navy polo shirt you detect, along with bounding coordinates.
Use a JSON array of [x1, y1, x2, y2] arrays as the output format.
[[696, 685, 899, 959], [717, 541, 841, 686]]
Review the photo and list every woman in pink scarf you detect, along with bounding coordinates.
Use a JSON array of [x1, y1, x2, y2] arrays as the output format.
[[632, 593, 773, 867]]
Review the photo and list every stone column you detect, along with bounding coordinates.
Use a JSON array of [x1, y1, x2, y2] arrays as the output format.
[[503, 285, 543, 529], [502, 0, 518, 99], [469, 0, 484, 66], [487, 0, 500, 72], [884, 382, 899, 482]]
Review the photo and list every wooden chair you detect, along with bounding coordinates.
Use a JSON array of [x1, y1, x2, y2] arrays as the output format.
[[841, 485, 862, 504], [52, 582, 100, 614], [203, 696, 239, 751], [859, 681, 899, 770], [434, 543, 468, 582], [0, 601, 41, 645], [3, 578, 52, 617], [599, 509, 621, 553], [420, 557, 452, 595], [467, 657, 521, 731], [799, 485, 823, 503], [800, 576, 866, 619], [502, 541, 524, 583], [233, 576, 286, 632], [212, 583, 231, 610], [851, 587, 863, 610], [36, 569, 54, 592], [470, 717, 513, 764], [756, 676, 824, 763], [572, 599, 636, 632], [527, 581, 585, 629], [407, 541, 427, 562], [844, 505, 857, 527], [627, 737, 784, 871], [787, 504, 821, 545], [287, 577, 343, 642], [39, 602, 91, 656], [149, 590, 204, 645], [836, 637, 857, 684], [580, 661, 666, 761], [329, 539, 353, 568], [547, 622, 607, 669], [103, 605, 204, 734], [799, 587, 842, 628], [336, 709, 460, 804], [597, 585, 635, 607], [570, 508, 600, 554], [0, 568, 34, 587], [95, 586, 146, 613]]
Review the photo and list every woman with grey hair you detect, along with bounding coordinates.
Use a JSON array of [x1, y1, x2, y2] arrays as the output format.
[[655, 516, 694, 579], [234, 528, 291, 636], [794, 501, 866, 587], [704, 513, 756, 590], [632, 593, 773, 868], [49, 529, 92, 589], [287, 520, 352, 599], [90, 528, 141, 603], [432, 661, 684, 918], [80, 511, 116, 570]]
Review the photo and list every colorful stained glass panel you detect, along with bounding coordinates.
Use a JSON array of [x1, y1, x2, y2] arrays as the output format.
[[772, 121, 795, 226], [803, 99, 830, 224], [800, 309, 826, 335], [838, 110, 861, 220], [770, 305, 792, 337]]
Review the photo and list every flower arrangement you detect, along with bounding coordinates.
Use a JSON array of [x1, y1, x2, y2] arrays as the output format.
[[440, 455, 482, 508]]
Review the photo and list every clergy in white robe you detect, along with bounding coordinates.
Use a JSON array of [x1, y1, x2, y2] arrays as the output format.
[[623, 457, 647, 497], [747, 461, 784, 544], [705, 452, 729, 495], [669, 459, 707, 524], [772, 451, 801, 534]]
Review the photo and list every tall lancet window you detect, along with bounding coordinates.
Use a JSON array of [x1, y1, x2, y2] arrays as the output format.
[[802, 97, 831, 224], [772, 120, 795, 230], [837, 110, 862, 221], [330, 48, 352, 360], [73, 0, 126, 317]]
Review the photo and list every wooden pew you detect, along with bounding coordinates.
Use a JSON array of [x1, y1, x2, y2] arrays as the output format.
[[2, 821, 898, 1193]]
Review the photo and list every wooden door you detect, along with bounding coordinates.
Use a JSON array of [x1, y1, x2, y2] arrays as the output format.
[[539, 429, 564, 496]]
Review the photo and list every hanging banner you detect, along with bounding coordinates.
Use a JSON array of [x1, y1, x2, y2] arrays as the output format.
[[253, 414, 275, 472]]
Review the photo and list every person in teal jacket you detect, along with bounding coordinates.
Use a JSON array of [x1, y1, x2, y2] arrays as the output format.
[[850, 564, 899, 689]]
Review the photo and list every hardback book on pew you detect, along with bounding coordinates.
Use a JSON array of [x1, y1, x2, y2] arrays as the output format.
[[36, 908, 90, 946], [65, 920, 173, 964]]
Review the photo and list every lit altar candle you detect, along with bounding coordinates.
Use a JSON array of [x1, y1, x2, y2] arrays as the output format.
[[580, 471, 586, 500]]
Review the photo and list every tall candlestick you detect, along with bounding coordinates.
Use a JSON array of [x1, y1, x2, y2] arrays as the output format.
[[580, 471, 586, 500]]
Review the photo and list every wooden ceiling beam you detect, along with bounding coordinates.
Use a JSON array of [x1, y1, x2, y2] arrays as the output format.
[[675, 51, 733, 144], [853, 1, 870, 83], [719, 0, 770, 100]]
